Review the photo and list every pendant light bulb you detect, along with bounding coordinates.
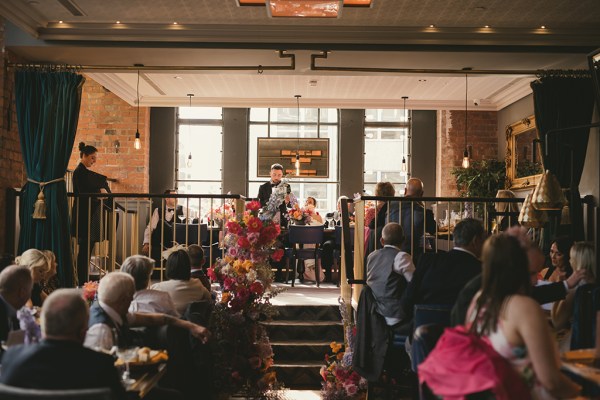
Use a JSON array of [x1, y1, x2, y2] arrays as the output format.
[[134, 131, 141, 150], [187, 152, 193, 168], [462, 149, 470, 169], [401, 156, 407, 172], [294, 94, 301, 176]]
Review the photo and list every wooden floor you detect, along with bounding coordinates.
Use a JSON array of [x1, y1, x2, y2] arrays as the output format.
[[269, 282, 341, 306]]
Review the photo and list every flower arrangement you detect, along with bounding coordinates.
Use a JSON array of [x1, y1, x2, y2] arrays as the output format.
[[82, 281, 98, 306], [205, 202, 234, 226], [17, 307, 41, 345], [320, 298, 367, 400], [207, 197, 286, 398], [288, 203, 314, 225]]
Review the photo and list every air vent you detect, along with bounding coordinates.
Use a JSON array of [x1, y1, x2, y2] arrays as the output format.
[[57, 0, 86, 16]]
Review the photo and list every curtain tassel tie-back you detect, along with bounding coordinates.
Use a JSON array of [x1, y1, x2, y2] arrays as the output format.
[[27, 177, 65, 220]]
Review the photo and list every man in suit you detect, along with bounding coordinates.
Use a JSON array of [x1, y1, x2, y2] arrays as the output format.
[[142, 189, 183, 269], [399, 218, 485, 329], [257, 163, 291, 227], [367, 223, 415, 334], [0, 289, 127, 400], [399, 178, 436, 260], [0, 265, 33, 346], [188, 245, 211, 292]]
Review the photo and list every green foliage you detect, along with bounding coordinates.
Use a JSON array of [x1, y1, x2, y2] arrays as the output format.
[[516, 160, 543, 178], [451, 159, 506, 198]]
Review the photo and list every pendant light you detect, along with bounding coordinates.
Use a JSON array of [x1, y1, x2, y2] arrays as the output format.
[[186, 94, 194, 168], [401, 96, 408, 173], [134, 69, 142, 150], [295, 94, 301, 176], [531, 169, 566, 210], [461, 71, 470, 168]]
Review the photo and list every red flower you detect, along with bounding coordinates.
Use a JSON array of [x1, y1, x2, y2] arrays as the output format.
[[237, 236, 251, 249], [207, 267, 217, 281], [226, 220, 242, 234], [271, 249, 284, 262], [260, 224, 279, 242], [223, 277, 236, 291], [250, 281, 264, 296], [247, 217, 263, 233], [246, 201, 261, 212]]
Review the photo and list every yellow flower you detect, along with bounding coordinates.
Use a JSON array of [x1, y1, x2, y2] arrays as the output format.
[[330, 342, 342, 353], [242, 260, 254, 271], [336, 352, 344, 360]]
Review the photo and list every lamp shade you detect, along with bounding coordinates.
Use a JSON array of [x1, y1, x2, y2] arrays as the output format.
[[530, 170, 566, 210], [518, 193, 548, 228]]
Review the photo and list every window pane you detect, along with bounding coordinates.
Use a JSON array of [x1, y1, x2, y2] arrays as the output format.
[[270, 108, 319, 123], [177, 182, 224, 216], [250, 108, 269, 122], [178, 125, 222, 181], [320, 109, 339, 123], [365, 108, 408, 123], [268, 124, 319, 138], [179, 107, 222, 119]]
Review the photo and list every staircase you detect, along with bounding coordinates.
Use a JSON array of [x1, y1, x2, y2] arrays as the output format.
[[264, 304, 343, 390]]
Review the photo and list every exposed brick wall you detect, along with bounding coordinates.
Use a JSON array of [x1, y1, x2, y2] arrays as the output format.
[[0, 20, 26, 252], [437, 110, 498, 196], [68, 77, 150, 193]]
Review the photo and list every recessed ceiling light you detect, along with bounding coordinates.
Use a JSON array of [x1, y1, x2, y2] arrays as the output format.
[[116, 21, 121, 24], [174, 76, 183, 80], [540, 25, 546, 29], [59, 20, 64, 23], [484, 25, 490, 28], [173, 22, 178, 25], [429, 24, 435, 28]]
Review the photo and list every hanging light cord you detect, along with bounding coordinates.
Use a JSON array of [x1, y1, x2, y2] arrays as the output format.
[[136, 70, 140, 129], [464, 73, 468, 153], [296, 95, 301, 153]]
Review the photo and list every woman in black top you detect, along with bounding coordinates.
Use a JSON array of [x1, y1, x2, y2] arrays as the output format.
[[71, 142, 110, 286]]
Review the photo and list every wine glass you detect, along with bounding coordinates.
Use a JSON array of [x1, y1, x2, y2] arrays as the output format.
[[178, 209, 186, 224], [325, 214, 334, 229], [333, 211, 340, 226], [116, 346, 138, 386]]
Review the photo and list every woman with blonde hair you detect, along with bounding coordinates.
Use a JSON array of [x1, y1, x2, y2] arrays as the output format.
[[552, 241, 595, 350], [494, 190, 520, 233], [15, 248, 52, 307]]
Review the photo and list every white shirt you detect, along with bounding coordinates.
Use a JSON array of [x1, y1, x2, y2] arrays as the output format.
[[384, 245, 415, 282], [150, 279, 212, 316], [84, 301, 136, 351], [129, 289, 179, 317], [143, 207, 176, 245]]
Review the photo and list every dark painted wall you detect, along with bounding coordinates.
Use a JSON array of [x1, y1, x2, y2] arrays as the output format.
[[411, 110, 437, 197], [222, 108, 249, 195], [149, 107, 176, 193], [339, 109, 365, 198]]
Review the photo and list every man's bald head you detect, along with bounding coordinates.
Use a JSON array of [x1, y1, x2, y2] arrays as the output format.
[[0, 265, 33, 309], [405, 178, 424, 197]]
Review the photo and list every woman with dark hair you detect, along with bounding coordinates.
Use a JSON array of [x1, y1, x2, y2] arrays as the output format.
[[151, 249, 211, 315], [467, 234, 580, 399], [540, 236, 574, 283], [71, 142, 110, 286]]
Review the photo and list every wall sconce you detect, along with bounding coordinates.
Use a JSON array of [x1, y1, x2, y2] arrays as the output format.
[[114, 140, 120, 153]]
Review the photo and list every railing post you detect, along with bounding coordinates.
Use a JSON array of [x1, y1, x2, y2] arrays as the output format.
[[350, 200, 365, 310]]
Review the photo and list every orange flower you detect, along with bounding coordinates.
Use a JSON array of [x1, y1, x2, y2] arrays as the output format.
[[330, 341, 343, 353], [221, 291, 232, 304]]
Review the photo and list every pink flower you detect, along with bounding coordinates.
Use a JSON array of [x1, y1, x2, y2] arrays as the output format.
[[246, 201, 261, 212], [223, 277, 236, 291], [206, 267, 217, 281], [228, 247, 238, 257], [344, 383, 358, 396], [237, 236, 251, 249], [271, 249, 284, 262], [247, 232, 260, 245]]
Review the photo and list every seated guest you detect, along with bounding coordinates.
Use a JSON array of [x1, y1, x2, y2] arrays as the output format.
[[187, 245, 211, 292], [15, 249, 51, 307], [552, 242, 596, 346], [400, 218, 485, 329], [305, 197, 323, 224], [0, 265, 33, 344], [151, 250, 212, 316], [540, 236, 574, 282], [142, 189, 183, 268], [0, 289, 127, 400], [366, 223, 414, 334], [40, 250, 58, 298], [121, 255, 179, 317], [466, 234, 581, 399], [451, 227, 586, 326], [84, 271, 210, 351]]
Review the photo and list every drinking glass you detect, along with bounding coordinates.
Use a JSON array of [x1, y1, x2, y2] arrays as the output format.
[[178, 210, 186, 224], [333, 211, 340, 226], [116, 346, 138, 385], [326, 215, 334, 228]]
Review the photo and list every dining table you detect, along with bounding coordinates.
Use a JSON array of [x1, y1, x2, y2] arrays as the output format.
[[561, 348, 600, 397]]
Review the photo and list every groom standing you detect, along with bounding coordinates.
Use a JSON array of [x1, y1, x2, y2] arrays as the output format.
[[257, 163, 292, 228]]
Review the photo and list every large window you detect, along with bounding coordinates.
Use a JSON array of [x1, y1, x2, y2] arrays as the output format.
[[249, 108, 339, 215], [176, 107, 223, 213], [364, 109, 411, 196]]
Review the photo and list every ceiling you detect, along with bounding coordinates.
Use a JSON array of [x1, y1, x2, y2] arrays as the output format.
[[2, 0, 599, 110]]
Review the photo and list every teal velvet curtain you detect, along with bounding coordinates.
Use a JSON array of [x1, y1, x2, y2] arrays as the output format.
[[16, 70, 85, 288], [531, 76, 595, 243]]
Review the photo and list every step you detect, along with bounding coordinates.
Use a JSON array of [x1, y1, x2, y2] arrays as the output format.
[[272, 305, 341, 321], [271, 340, 332, 362], [264, 320, 343, 341], [273, 361, 323, 390]]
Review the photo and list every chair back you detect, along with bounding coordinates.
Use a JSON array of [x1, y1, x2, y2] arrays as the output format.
[[288, 225, 324, 245], [571, 283, 600, 350], [334, 225, 355, 247], [0, 384, 113, 400], [411, 323, 445, 372], [413, 304, 453, 330], [175, 223, 208, 245]]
